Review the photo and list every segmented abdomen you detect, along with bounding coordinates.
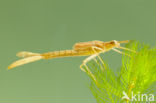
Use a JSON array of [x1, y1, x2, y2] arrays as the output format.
[[42, 50, 93, 59]]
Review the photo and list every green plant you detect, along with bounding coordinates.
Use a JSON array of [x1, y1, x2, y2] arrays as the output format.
[[83, 41, 156, 103]]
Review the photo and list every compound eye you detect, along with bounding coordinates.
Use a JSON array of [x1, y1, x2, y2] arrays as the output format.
[[112, 40, 117, 45]]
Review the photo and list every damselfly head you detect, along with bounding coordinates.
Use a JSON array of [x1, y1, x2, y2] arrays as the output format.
[[103, 40, 129, 49], [113, 40, 120, 47], [107, 40, 120, 47], [103, 40, 119, 49]]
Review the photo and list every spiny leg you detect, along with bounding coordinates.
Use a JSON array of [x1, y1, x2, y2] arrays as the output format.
[[91, 46, 107, 70], [112, 48, 131, 57], [79, 66, 86, 72], [80, 54, 99, 72], [79, 47, 107, 83], [84, 64, 98, 84], [80, 46, 107, 72], [117, 46, 137, 54], [80, 54, 99, 83]]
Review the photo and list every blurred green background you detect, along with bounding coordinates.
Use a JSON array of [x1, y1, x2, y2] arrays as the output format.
[[0, 0, 156, 103]]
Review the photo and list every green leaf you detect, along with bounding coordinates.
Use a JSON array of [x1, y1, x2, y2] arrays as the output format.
[[83, 41, 156, 103]]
